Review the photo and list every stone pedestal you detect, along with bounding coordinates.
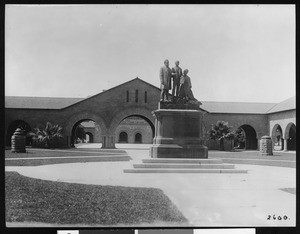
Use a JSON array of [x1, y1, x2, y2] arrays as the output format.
[[150, 103, 208, 158], [260, 135, 273, 156], [101, 135, 115, 149]]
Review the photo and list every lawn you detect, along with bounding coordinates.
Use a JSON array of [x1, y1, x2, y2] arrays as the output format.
[[5, 172, 188, 226], [5, 148, 127, 158], [5, 149, 131, 166]]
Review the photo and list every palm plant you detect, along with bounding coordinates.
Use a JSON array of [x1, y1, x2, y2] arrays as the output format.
[[32, 122, 63, 148], [208, 121, 233, 151]]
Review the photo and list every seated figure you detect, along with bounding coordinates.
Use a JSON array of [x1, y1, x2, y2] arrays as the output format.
[[178, 69, 201, 105]]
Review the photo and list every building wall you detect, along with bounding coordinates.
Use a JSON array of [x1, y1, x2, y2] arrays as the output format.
[[5, 79, 159, 148], [61, 79, 159, 147], [83, 125, 102, 143], [268, 109, 296, 140], [5, 108, 70, 147], [203, 112, 269, 150]]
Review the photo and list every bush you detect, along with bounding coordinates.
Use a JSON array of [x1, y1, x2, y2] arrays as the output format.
[[29, 122, 63, 149]]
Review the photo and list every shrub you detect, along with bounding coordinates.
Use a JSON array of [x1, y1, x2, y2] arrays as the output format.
[[30, 122, 63, 149]]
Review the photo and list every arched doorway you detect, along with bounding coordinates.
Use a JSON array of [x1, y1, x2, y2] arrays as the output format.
[[71, 119, 100, 148], [6, 120, 32, 147], [135, 132, 142, 143], [272, 124, 284, 150], [233, 127, 246, 149], [239, 124, 257, 150], [85, 132, 94, 143], [119, 132, 128, 143], [115, 115, 154, 145], [286, 123, 296, 151], [109, 107, 155, 148]]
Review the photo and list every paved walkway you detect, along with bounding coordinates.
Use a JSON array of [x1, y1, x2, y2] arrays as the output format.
[[5, 147, 296, 227]]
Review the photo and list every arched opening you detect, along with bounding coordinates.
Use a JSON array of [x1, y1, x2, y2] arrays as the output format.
[[286, 123, 296, 151], [233, 127, 246, 149], [119, 132, 128, 143], [85, 132, 94, 143], [272, 124, 283, 151], [135, 133, 142, 143], [115, 115, 154, 146], [71, 119, 101, 148], [239, 124, 257, 150], [6, 120, 32, 147]]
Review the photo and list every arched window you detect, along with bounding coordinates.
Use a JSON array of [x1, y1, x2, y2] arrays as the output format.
[[119, 132, 128, 143], [272, 124, 283, 150], [135, 133, 142, 143], [286, 123, 296, 151]]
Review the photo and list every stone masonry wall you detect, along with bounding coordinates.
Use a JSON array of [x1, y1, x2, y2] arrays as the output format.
[[203, 112, 268, 150]]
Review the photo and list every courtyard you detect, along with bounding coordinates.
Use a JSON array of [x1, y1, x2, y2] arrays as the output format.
[[5, 144, 296, 227]]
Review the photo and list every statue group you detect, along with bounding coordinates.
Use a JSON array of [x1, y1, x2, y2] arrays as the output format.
[[159, 59, 202, 105]]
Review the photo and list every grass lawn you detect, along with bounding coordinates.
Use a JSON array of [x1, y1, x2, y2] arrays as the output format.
[[5, 149, 131, 166], [5, 156, 131, 166], [5, 172, 188, 226], [5, 148, 127, 158]]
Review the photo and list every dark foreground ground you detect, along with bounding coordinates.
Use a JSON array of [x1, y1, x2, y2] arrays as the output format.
[[5, 171, 188, 226], [4, 146, 296, 227]]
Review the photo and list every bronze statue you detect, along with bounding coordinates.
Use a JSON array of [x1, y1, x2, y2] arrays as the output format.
[[171, 60, 183, 99], [178, 69, 202, 105], [159, 59, 172, 102]]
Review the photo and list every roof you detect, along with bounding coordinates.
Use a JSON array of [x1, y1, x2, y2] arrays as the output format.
[[201, 101, 277, 114], [6, 96, 291, 114], [266, 96, 295, 113], [5, 96, 84, 109], [56, 77, 160, 110]]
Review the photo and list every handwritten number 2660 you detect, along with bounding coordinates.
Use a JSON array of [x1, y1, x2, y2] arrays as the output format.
[[267, 215, 288, 220]]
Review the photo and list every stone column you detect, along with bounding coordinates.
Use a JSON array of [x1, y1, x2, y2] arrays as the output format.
[[101, 135, 116, 149], [283, 138, 288, 151], [153, 118, 158, 143], [259, 135, 273, 156]]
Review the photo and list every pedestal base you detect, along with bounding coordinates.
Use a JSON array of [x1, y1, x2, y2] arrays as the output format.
[[150, 144, 208, 158], [150, 107, 208, 159]]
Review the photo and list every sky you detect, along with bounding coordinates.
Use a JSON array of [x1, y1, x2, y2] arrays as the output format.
[[5, 4, 295, 103]]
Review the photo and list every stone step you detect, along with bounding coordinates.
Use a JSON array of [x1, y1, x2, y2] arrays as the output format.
[[123, 168, 248, 173], [133, 163, 235, 169], [142, 158, 223, 164]]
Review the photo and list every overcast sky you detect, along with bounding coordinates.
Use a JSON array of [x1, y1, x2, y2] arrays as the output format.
[[5, 4, 295, 103]]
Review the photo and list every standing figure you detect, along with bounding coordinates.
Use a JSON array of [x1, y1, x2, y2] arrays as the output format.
[[159, 59, 172, 102], [178, 69, 196, 101], [171, 60, 183, 100]]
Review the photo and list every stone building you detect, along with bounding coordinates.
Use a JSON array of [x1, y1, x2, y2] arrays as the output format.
[[116, 117, 153, 144], [5, 78, 296, 151]]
